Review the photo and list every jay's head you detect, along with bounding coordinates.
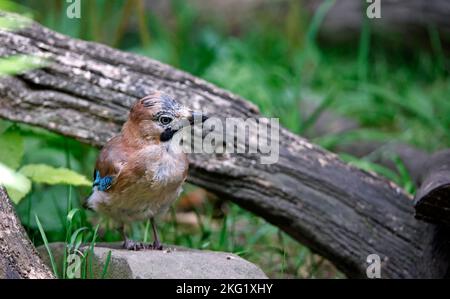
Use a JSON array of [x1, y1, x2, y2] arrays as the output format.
[[128, 92, 207, 142]]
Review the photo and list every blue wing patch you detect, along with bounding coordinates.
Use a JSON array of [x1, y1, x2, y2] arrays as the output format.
[[93, 170, 113, 191]]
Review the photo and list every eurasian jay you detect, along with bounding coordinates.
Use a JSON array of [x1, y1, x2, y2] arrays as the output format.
[[86, 92, 207, 250]]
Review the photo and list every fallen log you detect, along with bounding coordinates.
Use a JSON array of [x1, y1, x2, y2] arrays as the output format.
[[0, 12, 449, 278], [300, 101, 431, 186], [414, 150, 450, 226], [0, 187, 54, 279], [301, 102, 450, 230]]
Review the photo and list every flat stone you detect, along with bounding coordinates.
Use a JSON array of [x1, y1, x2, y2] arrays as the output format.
[[37, 242, 268, 279]]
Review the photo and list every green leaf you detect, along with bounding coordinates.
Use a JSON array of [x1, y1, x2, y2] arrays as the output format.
[[0, 162, 31, 204], [19, 164, 91, 186], [0, 128, 24, 170], [69, 227, 88, 251], [0, 0, 32, 13], [0, 120, 12, 134], [67, 208, 81, 223], [0, 54, 48, 77], [0, 13, 32, 31]]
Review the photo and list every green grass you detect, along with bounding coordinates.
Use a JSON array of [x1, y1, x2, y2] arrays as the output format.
[[34, 184, 112, 279], [35, 214, 58, 277], [2, 0, 449, 278]]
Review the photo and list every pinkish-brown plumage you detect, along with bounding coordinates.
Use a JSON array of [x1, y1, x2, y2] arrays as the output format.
[[87, 92, 205, 250]]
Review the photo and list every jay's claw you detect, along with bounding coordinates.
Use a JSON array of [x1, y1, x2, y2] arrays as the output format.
[[152, 240, 163, 251], [123, 239, 147, 251], [122, 238, 163, 251]]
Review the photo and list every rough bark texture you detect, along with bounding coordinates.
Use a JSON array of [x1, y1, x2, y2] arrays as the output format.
[[300, 101, 431, 186], [414, 150, 450, 226], [302, 103, 450, 229], [0, 12, 449, 278], [0, 187, 54, 279]]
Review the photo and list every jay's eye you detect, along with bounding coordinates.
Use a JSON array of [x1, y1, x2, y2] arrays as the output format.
[[159, 115, 173, 125]]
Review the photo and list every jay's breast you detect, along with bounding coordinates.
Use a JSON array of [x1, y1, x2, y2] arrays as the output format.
[[97, 151, 188, 223]]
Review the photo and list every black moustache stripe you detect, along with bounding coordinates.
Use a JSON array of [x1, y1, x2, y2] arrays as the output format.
[[160, 128, 176, 142]]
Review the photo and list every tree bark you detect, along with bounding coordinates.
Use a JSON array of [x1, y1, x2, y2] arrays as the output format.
[[414, 150, 450, 226], [300, 101, 431, 186], [0, 186, 54, 279], [0, 12, 449, 278], [302, 102, 450, 230]]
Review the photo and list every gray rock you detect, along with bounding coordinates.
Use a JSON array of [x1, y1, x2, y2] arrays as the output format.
[[37, 242, 268, 279]]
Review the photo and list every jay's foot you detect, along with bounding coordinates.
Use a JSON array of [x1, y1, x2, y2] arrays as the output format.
[[152, 240, 163, 251], [123, 239, 149, 251], [122, 239, 163, 251]]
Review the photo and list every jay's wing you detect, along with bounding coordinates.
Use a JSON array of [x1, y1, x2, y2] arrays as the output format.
[[93, 136, 127, 192]]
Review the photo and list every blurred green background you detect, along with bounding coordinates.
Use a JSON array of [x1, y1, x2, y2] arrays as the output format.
[[0, 0, 449, 278]]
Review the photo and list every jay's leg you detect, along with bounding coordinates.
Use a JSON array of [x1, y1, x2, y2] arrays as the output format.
[[151, 218, 163, 250], [121, 224, 146, 251]]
